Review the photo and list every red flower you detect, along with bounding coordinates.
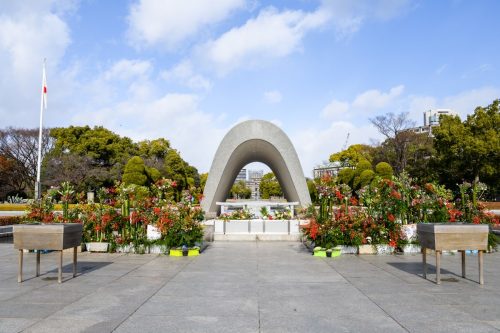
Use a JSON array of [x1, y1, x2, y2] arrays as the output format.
[[310, 221, 319, 240], [350, 197, 358, 206], [448, 209, 462, 222], [389, 239, 397, 247], [101, 214, 112, 225], [171, 181, 177, 188], [387, 213, 395, 223], [472, 216, 481, 224], [335, 190, 343, 200], [390, 190, 401, 200], [131, 211, 141, 225]]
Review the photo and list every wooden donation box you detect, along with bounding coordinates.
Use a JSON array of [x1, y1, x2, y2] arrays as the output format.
[[14, 223, 83, 283], [417, 223, 488, 285]]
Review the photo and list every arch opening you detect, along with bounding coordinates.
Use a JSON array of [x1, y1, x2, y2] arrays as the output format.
[[202, 120, 311, 215]]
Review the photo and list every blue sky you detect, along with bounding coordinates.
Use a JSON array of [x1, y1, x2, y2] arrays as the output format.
[[1, 0, 499, 176]]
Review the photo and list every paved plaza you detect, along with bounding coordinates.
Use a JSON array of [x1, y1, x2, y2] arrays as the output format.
[[0, 240, 499, 333]]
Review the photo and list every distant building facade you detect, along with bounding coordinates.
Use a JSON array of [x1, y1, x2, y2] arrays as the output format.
[[313, 161, 344, 179], [234, 168, 247, 183], [247, 170, 264, 199], [410, 109, 458, 136]]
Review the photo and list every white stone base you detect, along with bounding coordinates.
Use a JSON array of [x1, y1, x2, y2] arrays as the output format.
[[214, 234, 301, 241]]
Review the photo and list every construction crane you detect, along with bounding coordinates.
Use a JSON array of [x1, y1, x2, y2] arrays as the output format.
[[342, 132, 350, 151]]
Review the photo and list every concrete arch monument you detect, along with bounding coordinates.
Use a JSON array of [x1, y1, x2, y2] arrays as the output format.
[[202, 120, 311, 215]]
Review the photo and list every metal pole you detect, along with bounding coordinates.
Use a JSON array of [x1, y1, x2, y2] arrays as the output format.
[[35, 59, 46, 200]]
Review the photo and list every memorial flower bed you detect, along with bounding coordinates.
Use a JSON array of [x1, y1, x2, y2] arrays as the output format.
[[24, 179, 205, 253], [302, 173, 499, 253]]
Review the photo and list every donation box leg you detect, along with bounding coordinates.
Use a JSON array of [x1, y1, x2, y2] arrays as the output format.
[[73, 246, 77, 278], [58, 251, 63, 283], [36, 251, 41, 277], [422, 247, 427, 279], [461, 250, 466, 278], [18, 250, 23, 283], [479, 250, 484, 285], [436, 250, 441, 285]]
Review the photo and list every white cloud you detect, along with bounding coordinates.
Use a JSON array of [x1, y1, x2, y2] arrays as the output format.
[[321, 99, 350, 119], [264, 90, 282, 104], [319, 85, 404, 121], [442, 87, 500, 118], [161, 61, 212, 90], [407, 87, 500, 122], [352, 85, 404, 110], [104, 59, 152, 81], [320, 0, 414, 39], [73, 92, 227, 172], [201, 7, 330, 74], [0, 1, 72, 125], [127, 0, 245, 49], [292, 121, 381, 176]]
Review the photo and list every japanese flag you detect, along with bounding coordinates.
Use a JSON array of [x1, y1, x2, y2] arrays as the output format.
[[41, 63, 47, 109]]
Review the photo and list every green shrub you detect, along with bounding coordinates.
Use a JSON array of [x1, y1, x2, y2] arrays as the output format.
[[359, 169, 375, 188], [122, 156, 148, 186], [375, 162, 393, 179]]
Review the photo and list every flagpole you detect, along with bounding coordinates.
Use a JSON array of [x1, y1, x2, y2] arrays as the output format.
[[35, 59, 46, 200]]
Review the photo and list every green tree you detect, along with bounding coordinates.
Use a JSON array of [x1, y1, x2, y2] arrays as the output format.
[[259, 172, 283, 199], [329, 144, 375, 167], [137, 138, 170, 161], [370, 112, 417, 174], [358, 169, 375, 188], [146, 167, 161, 183], [230, 180, 252, 199], [337, 168, 354, 186], [375, 162, 393, 179], [433, 99, 500, 197], [164, 149, 188, 200], [306, 178, 318, 204], [199, 173, 208, 193], [352, 159, 373, 189], [122, 156, 148, 186], [50, 126, 136, 165]]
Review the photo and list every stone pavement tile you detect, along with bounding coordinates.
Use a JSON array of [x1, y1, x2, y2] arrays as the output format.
[[344, 276, 411, 295], [257, 281, 351, 297], [453, 304, 500, 321], [114, 315, 259, 333], [433, 290, 500, 306], [135, 295, 259, 317], [380, 303, 498, 332], [7, 288, 88, 305], [259, 294, 381, 318], [485, 321, 500, 329], [0, 318, 39, 333], [397, 320, 498, 333], [260, 313, 406, 333], [81, 263, 143, 277], [170, 270, 257, 284], [157, 281, 258, 297], [367, 291, 447, 306], [23, 316, 125, 333], [0, 302, 66, 318]]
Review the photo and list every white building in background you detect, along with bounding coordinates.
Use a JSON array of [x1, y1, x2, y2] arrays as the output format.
[[247, 170, 264, 200], [411, 109, 458, 136], [312, 161, 345, 179], [234, 168, 247, 183], [424, 109, 457, 126]]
